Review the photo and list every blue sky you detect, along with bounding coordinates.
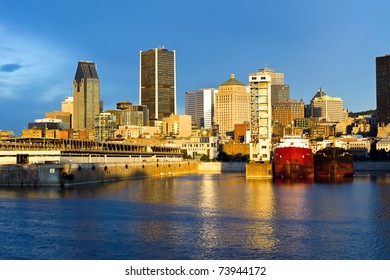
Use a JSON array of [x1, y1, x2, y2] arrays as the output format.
[[1, 0, 389, 134]]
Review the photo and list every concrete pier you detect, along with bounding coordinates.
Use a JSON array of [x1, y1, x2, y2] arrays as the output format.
[[245, 161, 273, 178], [0, 161, 199, 188]]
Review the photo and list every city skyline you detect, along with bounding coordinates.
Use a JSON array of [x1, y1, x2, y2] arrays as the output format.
[[1, 0, 390, 133]]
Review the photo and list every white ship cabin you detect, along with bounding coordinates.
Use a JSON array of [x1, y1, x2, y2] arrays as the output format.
[[277, 135, 310, 148], [315, 139, 348, 152]]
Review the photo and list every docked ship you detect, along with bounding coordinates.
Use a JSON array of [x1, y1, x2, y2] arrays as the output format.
[[314, 146, 353, 179], [273, 135, 314, 180]]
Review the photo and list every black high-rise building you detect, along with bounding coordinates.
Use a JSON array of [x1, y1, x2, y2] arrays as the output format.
[[139, 48, 176, 122], [376, 55, 390, 125]]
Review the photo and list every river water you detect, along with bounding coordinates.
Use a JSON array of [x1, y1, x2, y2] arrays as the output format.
[[1, 173, 390, 260]]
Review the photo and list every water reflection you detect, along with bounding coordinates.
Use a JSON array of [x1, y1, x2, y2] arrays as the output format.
[[138, 177, 177, 204], [0, 186, 61, 199], [375, 174, 390, 186], [315, 177, 353, 184], [245, 179, 277, 251], [274, 178, 314, 187], [1, 173, 390, 259]]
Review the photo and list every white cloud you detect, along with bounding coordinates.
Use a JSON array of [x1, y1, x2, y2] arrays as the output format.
[[0, 25, 75, 102]]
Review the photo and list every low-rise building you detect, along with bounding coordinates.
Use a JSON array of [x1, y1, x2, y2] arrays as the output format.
[[220, 141, 250, 156], [21, 129, 43, 138], [0, 130, 15, 139], [348, 138, 371, 159], [45, 111, 71, 129], [115, 125, 142, 139], [28, 118, 67, 130], [234, 123, 250, 143], [142, 126, 162, 138], [179, 136, 219, 160], [376, 137, 390, 152]]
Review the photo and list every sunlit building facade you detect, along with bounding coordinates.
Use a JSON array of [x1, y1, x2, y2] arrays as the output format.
[[185, 88, 217, 129], [256, 67, 290, 105], [140, 48, 176, 121], [94, 112, 117, 142], [72, 61, 100, 131], [162, 114, 192, 137], [310, 88, 344, 122], [215, 74, 250, 137], [272, 99, 305, 126]]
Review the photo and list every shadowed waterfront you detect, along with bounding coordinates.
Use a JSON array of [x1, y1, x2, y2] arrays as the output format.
[[1, 173, 390, 259]]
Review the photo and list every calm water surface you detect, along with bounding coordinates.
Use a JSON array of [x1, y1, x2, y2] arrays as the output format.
[[1, 173, 390, 260]]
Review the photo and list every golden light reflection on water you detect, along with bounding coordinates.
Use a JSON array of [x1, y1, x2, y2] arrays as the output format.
[[137, 177, 178, 204], [187, 175, 280, 253], [376, 174, 390, 185], [0, 187, 61, 199], [130, 174, 282, 254], [2, 173, 390, 259], [245, 179, 277, 251]]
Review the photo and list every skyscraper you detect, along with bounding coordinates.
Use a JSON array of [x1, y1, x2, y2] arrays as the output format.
[[215, 74, 250, 137], [139, 48, 176, 122], [185, 88, 217, 129], [376, 54, 390, 125], [257, 67, 290, 105], [310, 88, 344, 122], [72, 61, 100, 131]]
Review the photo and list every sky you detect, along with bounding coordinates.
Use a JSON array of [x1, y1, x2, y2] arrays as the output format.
[[1, 0, 390, 134]]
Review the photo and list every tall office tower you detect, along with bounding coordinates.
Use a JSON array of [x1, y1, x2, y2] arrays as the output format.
[[257, 67, 290, 105], [376, 55, 390, 125], [215, 74, 250, 137], [72, 61, 100, 131], [185, 88, 217, 129], [139, 48, 176, 122], [310, 88, 344, 122]]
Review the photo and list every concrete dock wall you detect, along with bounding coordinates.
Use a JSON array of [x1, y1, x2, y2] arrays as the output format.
[[245, 161, 273, 178], [354, 161, 390, 173], [6, 160, 387, 188], [0, 161, 199, 187]]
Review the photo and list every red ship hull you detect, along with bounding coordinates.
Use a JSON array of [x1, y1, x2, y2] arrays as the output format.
[[314, 147, 354, 179], [273, 147, 314, 179]]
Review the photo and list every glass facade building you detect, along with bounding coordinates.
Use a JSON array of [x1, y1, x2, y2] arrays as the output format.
[[139, 48, 176, 121], [185, 88, 217, 129], [376, 55, 390, 125]]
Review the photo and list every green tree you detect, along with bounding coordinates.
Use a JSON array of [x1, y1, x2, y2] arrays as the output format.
[[200, 154, 209, 162], [181, 149, 192, 160], [233, 153, 243, 162], [217, 152, 233, 162]]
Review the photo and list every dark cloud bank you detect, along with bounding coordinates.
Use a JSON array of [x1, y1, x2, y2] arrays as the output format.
[[0, 64, 22, 72]]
